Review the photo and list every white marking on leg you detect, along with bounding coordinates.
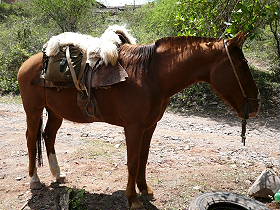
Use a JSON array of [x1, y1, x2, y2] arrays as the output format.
[[30, 167, 42, 189], [48, 153, 61, 179], [31, 167, 40, 182]]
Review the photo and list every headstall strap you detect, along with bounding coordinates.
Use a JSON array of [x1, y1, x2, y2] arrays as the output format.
[[224, 40, 247, 99], [224, 39, 249, 146]]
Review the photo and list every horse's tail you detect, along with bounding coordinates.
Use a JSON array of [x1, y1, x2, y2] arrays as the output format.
[[37, 115, 43, 167]]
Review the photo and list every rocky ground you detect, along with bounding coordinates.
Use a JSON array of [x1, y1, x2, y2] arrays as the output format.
[[0, 99, 279, 210]]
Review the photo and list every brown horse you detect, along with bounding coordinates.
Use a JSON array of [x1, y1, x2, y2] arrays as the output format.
[[17, 33, 259, 209]]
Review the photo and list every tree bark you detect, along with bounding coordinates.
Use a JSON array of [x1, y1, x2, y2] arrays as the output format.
[[270, 20, 280, 67]]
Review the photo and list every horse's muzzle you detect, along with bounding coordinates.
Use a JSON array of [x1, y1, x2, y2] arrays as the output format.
[[247, 92, 261, 118]]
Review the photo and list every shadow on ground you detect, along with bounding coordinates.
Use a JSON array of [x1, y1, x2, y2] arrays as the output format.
[[28, 183, 159, 210], [170, 69, 280, 132], [171, 103, 280, 132]]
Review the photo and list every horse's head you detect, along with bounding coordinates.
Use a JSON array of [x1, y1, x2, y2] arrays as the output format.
[[211, 33, 260, 119]]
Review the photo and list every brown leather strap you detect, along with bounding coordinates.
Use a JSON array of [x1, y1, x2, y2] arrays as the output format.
[[32, 77, 74, 88], [224, 40, 247, 99], [84, 67, 96, 117], [78, 52, 87, 82], [77, 52, 88, 92], [66, 46, 82, 91]]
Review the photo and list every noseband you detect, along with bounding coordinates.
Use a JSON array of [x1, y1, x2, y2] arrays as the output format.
[[223, 40, 259, 145]]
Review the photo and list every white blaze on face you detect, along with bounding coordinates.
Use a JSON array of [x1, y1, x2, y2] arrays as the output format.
[[48, 153, 60, 179]]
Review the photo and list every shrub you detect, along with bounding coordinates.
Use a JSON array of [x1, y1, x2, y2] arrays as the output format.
[[32, 0, 96, 32], [0, 10, 53, 94], [68, 188, 87, 210], [0, 2, 27, 22]]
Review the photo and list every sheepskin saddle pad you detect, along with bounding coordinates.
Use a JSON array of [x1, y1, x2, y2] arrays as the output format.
[[41, 25, 136, 89]]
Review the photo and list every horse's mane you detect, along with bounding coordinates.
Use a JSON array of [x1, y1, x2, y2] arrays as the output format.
[[119, 44, 156, 74], [155, 36, 220, 46], [119, 36, 221, 75]]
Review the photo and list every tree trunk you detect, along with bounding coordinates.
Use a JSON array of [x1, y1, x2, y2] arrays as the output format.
[[270, 20, 280, 66]]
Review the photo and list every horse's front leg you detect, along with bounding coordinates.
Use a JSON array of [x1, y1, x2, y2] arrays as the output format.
[[43, 109, 65, 183], [136, 124, 157, 198], [124, 125, 145, 210]]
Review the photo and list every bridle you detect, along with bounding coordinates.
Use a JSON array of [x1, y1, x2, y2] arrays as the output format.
[[223, 39, 259, 145]]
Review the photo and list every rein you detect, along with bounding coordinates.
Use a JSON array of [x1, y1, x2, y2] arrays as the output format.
[[223, 40, 259, 146]]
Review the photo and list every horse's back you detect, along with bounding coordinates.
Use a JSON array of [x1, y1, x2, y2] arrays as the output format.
[[18, 52, 43, 84]]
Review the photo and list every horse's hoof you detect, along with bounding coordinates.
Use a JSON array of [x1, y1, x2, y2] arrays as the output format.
[[30, 181, 43, 190], [141, 191, 154, 201], [56, 174, 66, 184], [140, 186, 154, 201]]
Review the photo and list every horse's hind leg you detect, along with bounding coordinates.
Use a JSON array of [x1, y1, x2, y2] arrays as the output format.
[[43, 108, 64, 182], [25, 108, 44, 190]]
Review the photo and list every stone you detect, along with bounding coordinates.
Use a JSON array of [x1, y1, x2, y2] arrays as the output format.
[[15, 176, 22, 181], [185, 145, 191, 150], [248, 168, 280, 199], [245, 180, 252, 185], [193, 185, 201, 190]]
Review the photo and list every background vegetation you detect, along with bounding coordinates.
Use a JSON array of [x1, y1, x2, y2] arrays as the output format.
[[0, 0, 279, 116]]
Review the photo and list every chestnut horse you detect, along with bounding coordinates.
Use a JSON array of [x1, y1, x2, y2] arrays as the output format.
[[18, 33, 259, 209]]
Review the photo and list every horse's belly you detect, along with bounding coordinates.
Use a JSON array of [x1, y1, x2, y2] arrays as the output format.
[[45, 88, 125, 126], [45, 88, 97, 123]]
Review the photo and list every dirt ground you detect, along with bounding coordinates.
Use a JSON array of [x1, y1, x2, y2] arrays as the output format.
[[0, 99, 279, 210]]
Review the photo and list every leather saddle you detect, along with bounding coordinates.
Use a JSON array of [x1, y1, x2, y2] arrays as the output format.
[[35, 45, 128, 118]]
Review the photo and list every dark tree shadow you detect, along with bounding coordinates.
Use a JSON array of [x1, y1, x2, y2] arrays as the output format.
[[170, 69, 280, 132], [28, 183, 159, 210], [170, 103, 280, 131]]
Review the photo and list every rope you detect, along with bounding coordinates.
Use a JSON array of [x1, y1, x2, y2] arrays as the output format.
[[224, 40, 247, 99], [223, 40, 249, 146]]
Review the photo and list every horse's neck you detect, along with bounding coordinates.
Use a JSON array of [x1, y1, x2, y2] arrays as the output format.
[[154, 39, 221, 97]]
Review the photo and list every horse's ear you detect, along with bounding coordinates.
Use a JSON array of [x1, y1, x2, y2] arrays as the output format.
[[228, 32, 248, 48]]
